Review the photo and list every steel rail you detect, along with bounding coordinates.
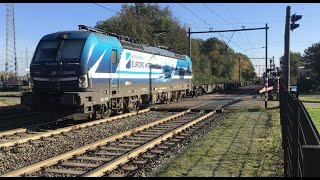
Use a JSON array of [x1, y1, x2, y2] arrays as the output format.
[[0, 128, 27, 137], [0, 108, 150, 148], [0, 109, 188, 177], [82, 111, 215, 177]]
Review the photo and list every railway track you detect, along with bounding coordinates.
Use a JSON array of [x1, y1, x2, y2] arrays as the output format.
[[0, 86, 259, 177], [1, 109, 215, 177], [0, 86, 257, 147], [0, 108, 151, 149]]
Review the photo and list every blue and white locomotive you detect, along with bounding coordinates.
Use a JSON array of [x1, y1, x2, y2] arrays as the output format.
[[21, 25, 193, 119]]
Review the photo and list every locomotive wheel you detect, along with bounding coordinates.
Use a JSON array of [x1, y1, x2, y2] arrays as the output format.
[[127, 105, 137, 112], [127, 97, 138, 112], [136, 101, 141, 110], [101, 109, 111, 118], [89, 110, 98, 120]]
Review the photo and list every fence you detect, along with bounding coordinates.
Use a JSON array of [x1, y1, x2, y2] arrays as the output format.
[[280, 80, 320, 177]]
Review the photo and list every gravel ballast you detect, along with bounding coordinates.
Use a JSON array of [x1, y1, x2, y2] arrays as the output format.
[[0, 111, 176, 175]]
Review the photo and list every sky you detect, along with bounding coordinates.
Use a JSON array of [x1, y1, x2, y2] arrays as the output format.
[[0, 3, 319, 76]]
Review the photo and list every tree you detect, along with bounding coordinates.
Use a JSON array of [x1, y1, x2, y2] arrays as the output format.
[[96, 3, 188, 54], [302, 42, 320, 77], [95, 3, 256, 85], [280, 52, 302, 85]]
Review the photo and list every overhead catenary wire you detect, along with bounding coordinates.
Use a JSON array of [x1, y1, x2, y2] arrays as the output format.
[[179, 3, 227, 45], [224, 7, 258, 58], [202, 3, 259, 59], [92, 3, 118, 14], [180, 3, 249, 55]]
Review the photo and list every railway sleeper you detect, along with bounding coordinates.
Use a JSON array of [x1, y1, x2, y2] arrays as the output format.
[[138, 131, 164, 135], [170, 138, 182, 142], [142, 154, 156, 159], [44, 168, 86, 176], [98, 147, 130, 152], [119, 139, 145, 144], [72, 156, 113, 162], [121, 165, 138, 172], [150, 149, 164, 154], [107, 173, 127, 177], [90, 151, 123, 156], [133, 134, 159, 138], [114, 143, 140, 148], [126, 137, 153, 141], [157, 145, 169, 150], [59, 162, 99, 168], [164, 142, 175, 146], [174, 135, 185, 139]]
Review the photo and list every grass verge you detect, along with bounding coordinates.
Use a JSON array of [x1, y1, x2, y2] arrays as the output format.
[[0, 99, 20, 106], [155, 107, 283, 177], [306, 107, 320, 131], [299, 97, 320, 103], [0, 92, 22, 97]]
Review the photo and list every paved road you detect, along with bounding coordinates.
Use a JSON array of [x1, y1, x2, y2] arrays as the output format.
[[154, 85, 260, 112]]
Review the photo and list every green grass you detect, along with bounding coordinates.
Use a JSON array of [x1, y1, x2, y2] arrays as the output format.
[[155, 107, 283, 177], [301, 91, 320, 95], [0, 92, 22, 97], [306, 108, 320, 131], [299, 97, 320, 103]]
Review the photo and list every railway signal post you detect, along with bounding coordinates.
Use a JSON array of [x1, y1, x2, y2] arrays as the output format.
[[284, 6, 302, 90]]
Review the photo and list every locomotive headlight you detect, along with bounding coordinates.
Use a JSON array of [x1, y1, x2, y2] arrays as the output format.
[[79, 75, 88, 88]]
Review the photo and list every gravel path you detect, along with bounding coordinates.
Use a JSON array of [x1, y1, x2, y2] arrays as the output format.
[[0, 111, 175, 175]]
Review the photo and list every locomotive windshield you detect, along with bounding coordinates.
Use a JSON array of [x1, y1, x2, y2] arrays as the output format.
[[33, 39, 86, 62]]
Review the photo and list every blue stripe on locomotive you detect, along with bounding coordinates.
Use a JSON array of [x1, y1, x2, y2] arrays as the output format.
[[78, 32, 192, 84]]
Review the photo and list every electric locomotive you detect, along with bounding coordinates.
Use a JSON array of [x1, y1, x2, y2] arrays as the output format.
[[21, 25, 193, 120]]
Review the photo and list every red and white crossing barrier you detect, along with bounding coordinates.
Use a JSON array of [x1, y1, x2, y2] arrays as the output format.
[[259, 86, 273, 94]]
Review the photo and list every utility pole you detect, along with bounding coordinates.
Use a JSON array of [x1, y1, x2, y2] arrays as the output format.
[[5, 3, 18, 81], [265, 23, 268, 109], [239, 57, 241, 83], [188, 28, 191, 58]]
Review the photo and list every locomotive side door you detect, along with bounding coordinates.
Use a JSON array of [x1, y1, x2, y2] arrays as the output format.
[[109, 48, 120, 97]]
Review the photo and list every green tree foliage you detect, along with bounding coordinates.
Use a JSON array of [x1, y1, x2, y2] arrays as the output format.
[[280, 52, 302, 85], [96, 3, 188, 54], [302, 42, 320, 77], [95, 3, 256, 85]]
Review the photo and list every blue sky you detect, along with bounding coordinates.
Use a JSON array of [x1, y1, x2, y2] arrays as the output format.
[[0, 3, 318, 76]]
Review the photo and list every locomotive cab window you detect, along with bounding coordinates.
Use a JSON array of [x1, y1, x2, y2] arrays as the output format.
[[111, 49, 117, 64], [33, 39, 86, 62]]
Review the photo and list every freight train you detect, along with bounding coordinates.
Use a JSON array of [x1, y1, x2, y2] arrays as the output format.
[[21, 25, 247, 120]]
